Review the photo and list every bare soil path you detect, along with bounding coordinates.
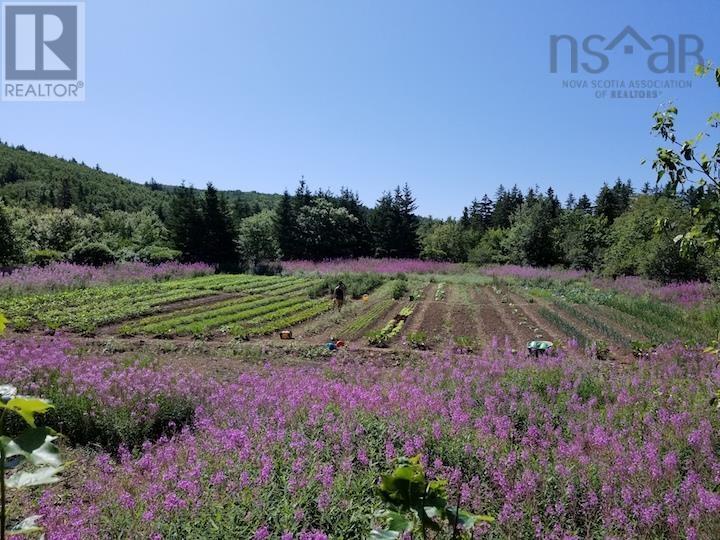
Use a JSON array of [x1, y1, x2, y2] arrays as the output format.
[[475, 286, 530, 348]]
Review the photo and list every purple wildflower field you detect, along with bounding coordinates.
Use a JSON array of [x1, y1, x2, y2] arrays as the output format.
[[282, 258, 461, 275], [591, 276, 715, 308], [3, 336, 719, 539], [0, 262, 213, 294]]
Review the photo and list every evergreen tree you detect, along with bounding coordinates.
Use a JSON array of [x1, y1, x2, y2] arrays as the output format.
[[479, 194, 494, 229], [294, 178, 313, 211], [467, 198, 483, 232], [546, 187, 561, 219], [596, 179, 634, 224], [370, 192, 400, 257], [491, 185, 509, 228], [396, 183, 420, 258], [459, 207, 471, 229], [275, 190, 298, 259], [202, 183, 238, 269], [338, 187, 372, 256], [167, 184, 204, 262], [565, 192, 577, 209], [492, 184, 524, 228], [576, 194, 592, 213], [525, 187, 537, 207]]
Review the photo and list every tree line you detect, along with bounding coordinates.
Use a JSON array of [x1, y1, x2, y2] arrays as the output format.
[[161, 179, 421, 269]]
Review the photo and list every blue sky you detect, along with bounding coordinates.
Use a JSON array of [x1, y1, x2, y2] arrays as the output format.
[[1, 0, 718, 217]]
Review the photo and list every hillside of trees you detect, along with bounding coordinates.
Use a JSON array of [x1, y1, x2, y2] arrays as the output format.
[[0, 139, 718, 283], [0, 141, 281, 216]]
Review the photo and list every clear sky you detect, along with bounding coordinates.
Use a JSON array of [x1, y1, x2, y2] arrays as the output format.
[[1, 0, 718, 217]]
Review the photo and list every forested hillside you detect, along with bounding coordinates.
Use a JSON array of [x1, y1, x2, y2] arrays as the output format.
[[0, 141, 281, 215]]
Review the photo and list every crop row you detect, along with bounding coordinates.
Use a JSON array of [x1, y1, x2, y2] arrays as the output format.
[[123, 279, 321, 332], [0, 273, 321, 334], [590, 304, 671, 344], [511, 280, 696, 345], [434, 283, 446, 301], [3, 286, 214, 332], [232, 300, 333, 340], [367, 305, 414, 347], [135, 295, 315, 337], [158, 273, 276, 291], [515, 278, 705, 342], [550, 300, 632, 348], [599, 295, 701, 342], [335, 281, 398, 338], [537, 307, 590, 348]]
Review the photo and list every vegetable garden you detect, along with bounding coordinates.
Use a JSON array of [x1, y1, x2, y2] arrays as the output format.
[[0, 265, 718, 538]]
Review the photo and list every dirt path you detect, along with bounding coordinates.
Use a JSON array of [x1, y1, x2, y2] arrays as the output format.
[[476, 286, 535, 348], [503, 290, 564, 342], [470, 286, 519, 348], [402, 284, 435, 335], [413, 302, 450, 349]]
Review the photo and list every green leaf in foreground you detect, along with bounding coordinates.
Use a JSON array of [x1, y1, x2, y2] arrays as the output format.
[[6, 465, 64, 489], [1, 427, 61, 467], [7, 514, 43, 536], [2, 397, 53, 427]]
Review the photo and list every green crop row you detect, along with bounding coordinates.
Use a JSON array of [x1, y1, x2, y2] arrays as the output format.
[[551, 300, 631, 348], [340, 299, 395, 337], [537, 307, 590, 348], [133, 295, 314, 337], [1, 283, 214, 333], [367, 304, 414, 347], [591, 305, 671, 344], [232, 300, 333, 339], [162, 274, 275, 291], [0, 273, 323, 334], [124, 279, 321, 332], [599, 295, 700, 342]]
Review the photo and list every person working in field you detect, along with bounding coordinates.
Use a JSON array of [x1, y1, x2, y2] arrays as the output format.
[[333, 281, 347, 312]]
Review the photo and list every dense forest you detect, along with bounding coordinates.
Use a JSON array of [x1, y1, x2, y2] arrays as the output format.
[[0, 139, 718, 282]]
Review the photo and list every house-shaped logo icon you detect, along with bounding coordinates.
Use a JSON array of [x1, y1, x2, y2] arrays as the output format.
[[550, 25, 704, 74], [604, 26, 652, 55]]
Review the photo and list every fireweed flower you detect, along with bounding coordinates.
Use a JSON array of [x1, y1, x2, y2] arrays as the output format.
[[0, 261, 213, 293], [3, 336, 718, 538]]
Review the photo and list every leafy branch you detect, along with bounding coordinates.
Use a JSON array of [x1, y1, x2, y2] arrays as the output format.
[[0, 315, 64, 539], [369, 455, 493, 539], [648, 61, 720, 254]]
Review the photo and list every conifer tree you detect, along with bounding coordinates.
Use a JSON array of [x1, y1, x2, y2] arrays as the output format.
[[167, 184, 205, 262], [202, 183, 237, 269], [276, 190, 298, 259]]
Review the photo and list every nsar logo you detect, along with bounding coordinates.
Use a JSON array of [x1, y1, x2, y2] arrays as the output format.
[[550, 25, 703, 74]]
